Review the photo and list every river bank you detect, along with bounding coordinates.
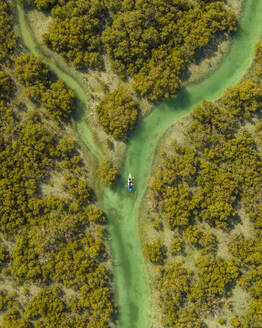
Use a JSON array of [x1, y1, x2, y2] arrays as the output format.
[[139, 0, 262, 326], [15, 0, 262, 327], [21, 0, 245, 176]]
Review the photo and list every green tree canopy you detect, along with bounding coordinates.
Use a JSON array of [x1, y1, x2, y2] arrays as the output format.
[[96, 89, 138, 139], [2, 309, 32, 328], [15, 54, 50, 87], [96, 158, 118, 186], [41, 79, 76, 121], [0, 0, 17, 66], [0, 71, 15, 102]]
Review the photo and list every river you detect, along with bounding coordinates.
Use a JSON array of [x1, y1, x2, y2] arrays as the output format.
[[16, 1, 262, 327]]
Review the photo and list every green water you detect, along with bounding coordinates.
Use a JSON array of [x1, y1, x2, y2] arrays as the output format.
[[16, 5, 103, 161], [16, 1, 262, 327]]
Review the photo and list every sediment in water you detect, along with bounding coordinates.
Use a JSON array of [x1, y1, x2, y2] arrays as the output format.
[[16, 1, 262, 327]]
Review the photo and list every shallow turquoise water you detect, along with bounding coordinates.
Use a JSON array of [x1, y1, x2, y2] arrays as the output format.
[[17, 1, 262, 327]]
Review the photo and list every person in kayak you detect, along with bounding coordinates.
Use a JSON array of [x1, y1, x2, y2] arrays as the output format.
[[128, 175, 133, 192]]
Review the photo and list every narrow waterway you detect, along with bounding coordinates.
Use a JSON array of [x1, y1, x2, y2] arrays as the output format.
[[17, 1, 262, 327]]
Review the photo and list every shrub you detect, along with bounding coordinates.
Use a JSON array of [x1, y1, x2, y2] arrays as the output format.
[[0, 0, 17, 66], [152, 219, 163, 231], [2, 309, 32, 328], [183, 225, 202, 246], [88, 206, 107, 224], [41, 79, 76, 122], [19, 0, 35, 6], [96, 158, 118, 186], [103, 1, 237, 101], [34, 0, 58, 11], [170, 237, 184, 255], [199, 231, 217, 254], [43, 0, 105, 69], [0, 71, 15, 102], [96, 89, 138, 140], [0, 290, 18, 312], [25, 287, 66, 325], [218, 318, 226, 325], [162, 185, 196, 230], [143, 240, 166, 264], [0, 245, 9, 265], [15, 55, 50, 87], [157, 263, 193, 326], [230, 317, 241, 328], [190, 255, 240, 311]]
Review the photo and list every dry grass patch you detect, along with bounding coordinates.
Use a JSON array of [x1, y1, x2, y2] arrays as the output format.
[[40, 171, 66, 199], [26, 9, 52, 38], [25, 9, 133, 171]]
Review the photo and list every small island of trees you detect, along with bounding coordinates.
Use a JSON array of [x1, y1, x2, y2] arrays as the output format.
[[20, 0, 238, 140], [1, 0, 261, 327]]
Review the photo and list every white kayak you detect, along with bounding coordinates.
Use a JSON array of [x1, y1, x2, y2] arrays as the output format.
[[128, 173, 132, 192]]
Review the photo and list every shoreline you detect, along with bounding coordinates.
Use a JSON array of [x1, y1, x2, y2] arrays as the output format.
[[137, 0, 262, 326], [14, 4, 120, 325], [21, 1, 246, 175], [14, 0, 262, 326]]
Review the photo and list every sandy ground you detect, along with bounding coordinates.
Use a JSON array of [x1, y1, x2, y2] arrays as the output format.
[[24, 9, 128, 174], [139, 117, 256, 327], [24, 0, 245, 178], [20, 2, 250, 327], [186, 0, 245, 85]]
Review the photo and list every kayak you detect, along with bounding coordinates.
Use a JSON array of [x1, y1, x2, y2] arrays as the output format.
[[128, 173, 132, 192]]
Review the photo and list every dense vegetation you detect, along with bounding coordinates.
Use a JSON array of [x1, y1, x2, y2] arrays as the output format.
[[143, 240, 166, 264], [0, 0, 17, 67], [0, 2, 116, 326], [21, 0, 237, 105], [143, 40, 262, 327], [96, 158, 118, 186], [102, 0, 237, 101], [0, 72, 116, 325], [15, 54, 76, 122], [96, 89, 138, 140], [2, 0, 261, 327], [19, 0, 238, 144]]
